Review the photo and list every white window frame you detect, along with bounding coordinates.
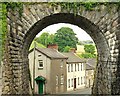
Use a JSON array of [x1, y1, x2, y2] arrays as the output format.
[[75, 64, 76, 71], [38, 60, 43, 68], [56, 75, 58, 85], [78, 77, 80, 85], [71, 64, 73, 72], [71, 78, 73, 87], [78, 64, 79, 71], [81, 63, 83, 71], [61, 75, 64, 85], [68, 64, 70, 72], [60, 60, 64, 68], [68, 79, 70, 88], [81, 77, 83, 85]]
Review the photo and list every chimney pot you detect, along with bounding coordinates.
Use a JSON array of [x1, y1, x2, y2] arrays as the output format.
[[47, 44, 58, 50]]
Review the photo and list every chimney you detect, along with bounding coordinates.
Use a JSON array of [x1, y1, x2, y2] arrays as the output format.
[[47, 44, 58, 50], [69, 48, 76, 53]]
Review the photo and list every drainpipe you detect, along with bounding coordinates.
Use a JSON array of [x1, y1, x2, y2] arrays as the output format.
[[33, 42, 36, 93]]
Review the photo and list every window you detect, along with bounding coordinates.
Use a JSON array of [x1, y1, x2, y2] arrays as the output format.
[[68, 79, 70, 88], [38, 60, 43, 68], [56, 75, 58, 85], [78, 77, 80, 85], [75, 64, 76, 71], [38, 54, 41, 57], [60, 60, 64, 68], [71, 64, 73, 72], [78, 64, 79, 71], [71, 78, 73, 87], [68, 64, 70, 72], [61, 75, 64, 85], [81, 77, 83, 85], [84, 76, 86, 84], [81, 63, 83, 71]]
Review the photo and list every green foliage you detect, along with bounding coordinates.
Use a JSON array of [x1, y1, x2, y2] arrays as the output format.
[[77, 41, 84, 45], [0, 3, 7, 63], [84, 44, 95, 54], [29, 41, 46, 51], [78, 40, 93, 45], [35, 32, 49, 47], [54, 27, 78, 52], [47, 34, 55, 44], [78, 44, 96, 58], [49, 2, 119, 15], [81, 53, 96, 58], [63, 46, 71, 52], [4, 2, 23, 17], [83, 2, 96, 11], [35, 32, 55, 47], [0, 3, 24, 64]]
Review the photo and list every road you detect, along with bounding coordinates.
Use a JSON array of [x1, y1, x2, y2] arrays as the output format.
[[62, 87, 91, 94]]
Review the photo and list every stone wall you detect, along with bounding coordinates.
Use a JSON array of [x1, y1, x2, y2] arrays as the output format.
[[2, 3, 120, 94]]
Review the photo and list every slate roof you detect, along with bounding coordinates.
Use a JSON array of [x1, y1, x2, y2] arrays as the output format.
[[86, 58, 97, 70], [30, 48, 68, 59], [62, 52, 86, 63]]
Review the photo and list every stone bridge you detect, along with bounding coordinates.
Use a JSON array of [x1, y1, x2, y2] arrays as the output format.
[[1, 2, 120, 95]]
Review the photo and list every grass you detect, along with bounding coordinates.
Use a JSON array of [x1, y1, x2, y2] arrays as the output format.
[[29, 41, 46, 51]]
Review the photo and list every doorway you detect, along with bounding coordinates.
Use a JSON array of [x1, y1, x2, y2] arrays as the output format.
[[38, 80, 44, 94], [74, 78, 76, 89], [35, 76, 46, 94]]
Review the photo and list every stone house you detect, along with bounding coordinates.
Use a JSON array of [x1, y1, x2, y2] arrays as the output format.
[[28, 44, 68, 94], [63, 52, 86, 91], [85, 58, 96, 88]]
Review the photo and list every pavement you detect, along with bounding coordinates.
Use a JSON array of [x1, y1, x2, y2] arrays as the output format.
[[62, 87, 91, 95]]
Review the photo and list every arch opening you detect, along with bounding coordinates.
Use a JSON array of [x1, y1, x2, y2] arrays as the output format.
[[23, 13, 110, 94], [23, 13, 110, 61]]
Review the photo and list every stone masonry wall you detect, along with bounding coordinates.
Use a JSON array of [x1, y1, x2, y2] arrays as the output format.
[[2, 3, 120, 94]]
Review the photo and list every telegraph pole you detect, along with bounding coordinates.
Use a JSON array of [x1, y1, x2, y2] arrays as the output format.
[[33, 41, 36, 93]]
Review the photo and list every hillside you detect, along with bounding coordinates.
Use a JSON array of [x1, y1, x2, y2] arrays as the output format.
[[29, 41, 46, 50]]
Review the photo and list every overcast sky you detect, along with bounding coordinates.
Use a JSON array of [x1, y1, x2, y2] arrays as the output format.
[[36, 23, 93, 41]]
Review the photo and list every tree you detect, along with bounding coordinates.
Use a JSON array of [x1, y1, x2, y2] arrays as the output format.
[[54, 27, 78, 52], [79, 44, 96, 58], [63, 46, 71, 52], [47, 34, 55, 44], [84, 44, 95, 54], [34, 32, 55, 47], [81, 53, 96, 58]]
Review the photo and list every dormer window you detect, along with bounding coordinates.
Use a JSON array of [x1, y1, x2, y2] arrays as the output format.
[[38, 60, 43, 69]]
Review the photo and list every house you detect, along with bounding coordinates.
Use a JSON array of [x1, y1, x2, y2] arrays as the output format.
[[62, 52, 86, 91], [28, 44, 68, 94], [85, 58, 96, 88]]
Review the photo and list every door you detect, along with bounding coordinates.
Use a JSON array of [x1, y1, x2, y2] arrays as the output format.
[[38, 80, 44, 94], [74, 78, 76, 89]]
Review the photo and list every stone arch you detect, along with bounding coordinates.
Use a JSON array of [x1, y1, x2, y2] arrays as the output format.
[[23, 13, 110, 60], [3, 3, 120, 94], [22, 13, 110, 94]]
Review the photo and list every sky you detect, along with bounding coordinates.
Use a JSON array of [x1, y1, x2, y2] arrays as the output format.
[[36, 23, 93, 41]]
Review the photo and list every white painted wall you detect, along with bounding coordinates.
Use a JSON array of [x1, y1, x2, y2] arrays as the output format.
[[85, 70, 94, 88], [29, 49, 51, 94], [67, 63, 85, 91]]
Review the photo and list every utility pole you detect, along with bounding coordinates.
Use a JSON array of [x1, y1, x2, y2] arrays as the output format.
[[33, 41, 36, 93]]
